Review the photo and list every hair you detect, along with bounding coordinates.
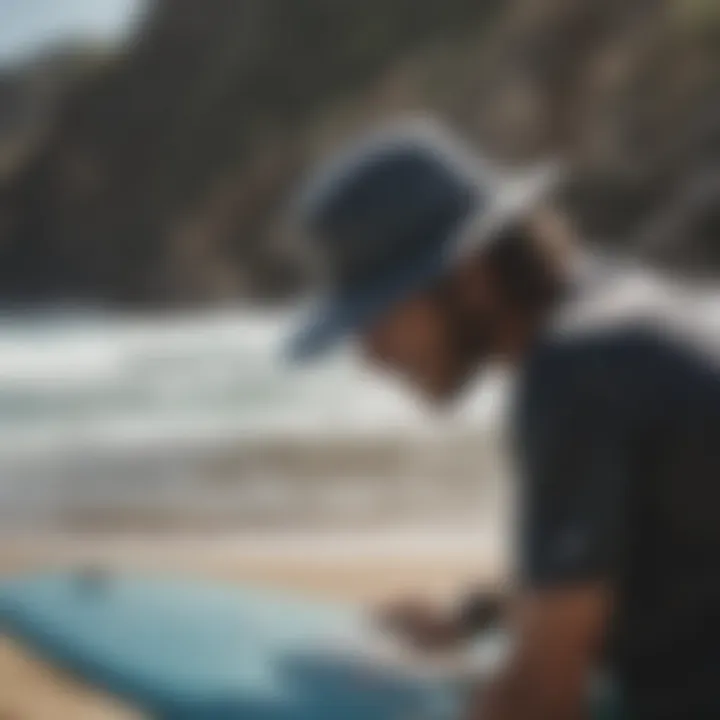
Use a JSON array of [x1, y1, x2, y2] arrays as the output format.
[[426, 212, 571, 363], [481, 218, 568, 314]]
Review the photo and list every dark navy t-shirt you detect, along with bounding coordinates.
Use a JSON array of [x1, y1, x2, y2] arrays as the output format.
[[514, 267, 720, 718]]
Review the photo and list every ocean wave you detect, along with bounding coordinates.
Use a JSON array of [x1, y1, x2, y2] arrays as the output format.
[[0, 309, 507, 530], [0, 308, 504, 451]]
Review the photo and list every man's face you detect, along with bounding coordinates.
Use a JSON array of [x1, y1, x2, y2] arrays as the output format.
[[359, 278, 493, 405], [355, 211, 567, 403]]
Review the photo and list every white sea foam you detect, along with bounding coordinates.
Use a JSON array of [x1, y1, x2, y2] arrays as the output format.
[[0, 308, 504, 451], [0, 309, 507, 529]]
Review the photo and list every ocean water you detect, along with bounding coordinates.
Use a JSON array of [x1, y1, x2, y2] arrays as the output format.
[[0, 309, 508, 531]]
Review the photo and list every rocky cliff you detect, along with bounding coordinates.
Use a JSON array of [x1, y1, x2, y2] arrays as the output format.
[[0, 0, 718, 306]]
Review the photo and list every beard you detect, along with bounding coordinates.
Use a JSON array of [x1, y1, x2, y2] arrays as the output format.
[[413, 300, 496, 409]]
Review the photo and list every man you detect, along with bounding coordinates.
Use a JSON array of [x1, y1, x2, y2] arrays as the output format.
[[286, 118, 720, 719]]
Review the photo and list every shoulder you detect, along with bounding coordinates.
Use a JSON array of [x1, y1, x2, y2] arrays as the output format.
[[514, 324, 653, 452], [520, 326, 636, 402]]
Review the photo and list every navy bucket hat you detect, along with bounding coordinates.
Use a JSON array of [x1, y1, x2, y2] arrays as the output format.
[[286, 118, 559, 361]]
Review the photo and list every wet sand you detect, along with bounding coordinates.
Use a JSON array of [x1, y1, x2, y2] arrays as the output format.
[[0, 531, 502, 719]]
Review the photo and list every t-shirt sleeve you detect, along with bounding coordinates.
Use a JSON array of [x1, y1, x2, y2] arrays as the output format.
[[515, 340, 630, 589]]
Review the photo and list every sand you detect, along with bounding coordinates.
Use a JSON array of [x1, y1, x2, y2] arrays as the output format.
[[0, 531, 502, 719]]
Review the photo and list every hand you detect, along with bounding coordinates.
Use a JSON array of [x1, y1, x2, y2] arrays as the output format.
[[375, 597, 465, 652]]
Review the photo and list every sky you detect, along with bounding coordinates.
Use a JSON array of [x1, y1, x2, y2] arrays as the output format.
[[0, 0, 144, 64]]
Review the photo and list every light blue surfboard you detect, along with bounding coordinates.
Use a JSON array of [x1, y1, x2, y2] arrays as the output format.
[[0, 571, 462, 719], [0, 571, 621, 719]]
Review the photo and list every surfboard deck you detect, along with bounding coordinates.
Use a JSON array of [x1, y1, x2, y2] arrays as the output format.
[[0, 571, 465, 719], [0, 571, 622, 719]]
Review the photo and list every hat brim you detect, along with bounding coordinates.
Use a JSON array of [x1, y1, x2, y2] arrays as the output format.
[[286, 241, 450, 362], [285, 164, 560, 362]]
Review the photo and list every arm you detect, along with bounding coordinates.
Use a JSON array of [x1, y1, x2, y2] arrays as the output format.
[[470, 583, 612, 720]]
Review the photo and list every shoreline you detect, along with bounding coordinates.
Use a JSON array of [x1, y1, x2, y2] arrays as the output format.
[[1, 527, 506, 601]]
